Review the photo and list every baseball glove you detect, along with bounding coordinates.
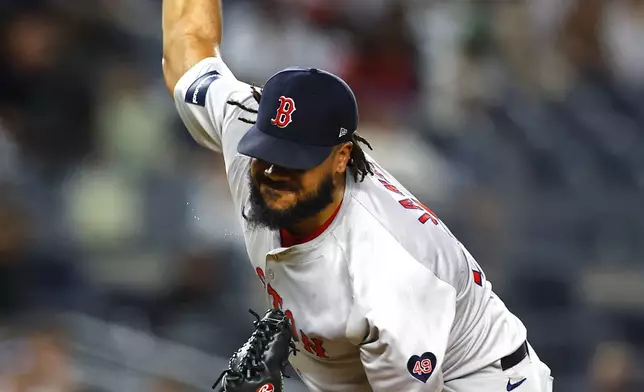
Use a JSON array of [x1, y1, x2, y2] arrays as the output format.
[[212, 309, 297, 392]]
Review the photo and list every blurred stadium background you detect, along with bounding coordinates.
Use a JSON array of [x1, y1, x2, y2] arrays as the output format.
[[0, 0, 643, 390]]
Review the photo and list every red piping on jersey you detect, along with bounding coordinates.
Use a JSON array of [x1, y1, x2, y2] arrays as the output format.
[[280, 200, 343, 247]]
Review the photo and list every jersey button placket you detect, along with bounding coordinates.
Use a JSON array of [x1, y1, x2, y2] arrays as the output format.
[[266, 253, 278, 284]]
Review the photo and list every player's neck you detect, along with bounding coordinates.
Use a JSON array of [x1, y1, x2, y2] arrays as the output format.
[[288, 178, 346, 237]]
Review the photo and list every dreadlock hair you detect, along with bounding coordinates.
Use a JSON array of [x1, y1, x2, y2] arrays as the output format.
[[347, 132, 374, 182], [227, 85, 374, 183]]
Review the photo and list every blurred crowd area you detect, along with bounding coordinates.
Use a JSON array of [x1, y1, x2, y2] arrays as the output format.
[[1, 0, 644, 391]]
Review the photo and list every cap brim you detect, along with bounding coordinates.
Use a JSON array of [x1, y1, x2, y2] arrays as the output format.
[[237, 125, 333, 170]]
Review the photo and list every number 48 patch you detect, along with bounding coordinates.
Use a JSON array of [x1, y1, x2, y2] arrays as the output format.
[[406, 352, 437, 383]]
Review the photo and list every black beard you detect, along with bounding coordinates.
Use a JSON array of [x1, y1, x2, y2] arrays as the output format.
[[245, 172, 336, 232]]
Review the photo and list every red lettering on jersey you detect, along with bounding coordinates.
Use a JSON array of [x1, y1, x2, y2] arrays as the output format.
[[375, 170, 441, 226], [472, 270, 483, 286], [300, 330, 329, 359], [399, 199, 439, 225], [284, 310, 299, 342], [258, 273, 326, 356], [256, 267, 267, 288], [271, 96, 296, 128], [415, 200, 439, 225], [267, 284, 283, 310], [379, 179, 404, 195], [400, 198, 422, 212]]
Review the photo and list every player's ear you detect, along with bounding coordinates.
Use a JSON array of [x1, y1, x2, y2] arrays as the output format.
[[334, 142, 353, 173]]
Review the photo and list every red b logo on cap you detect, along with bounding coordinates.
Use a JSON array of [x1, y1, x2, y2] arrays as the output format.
[[271, 96, 296, 128]]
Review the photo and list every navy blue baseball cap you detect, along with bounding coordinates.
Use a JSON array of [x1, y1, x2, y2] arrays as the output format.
[[237, 67, 358, 170]]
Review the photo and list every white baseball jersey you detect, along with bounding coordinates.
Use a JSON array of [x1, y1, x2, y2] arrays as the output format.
[[172, 57, 552, 392]]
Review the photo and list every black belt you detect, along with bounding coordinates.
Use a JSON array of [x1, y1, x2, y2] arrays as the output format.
[[501, 341, 529, 371]]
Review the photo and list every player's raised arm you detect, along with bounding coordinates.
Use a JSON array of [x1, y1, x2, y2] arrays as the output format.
[[162, 0, 223, 92], [161, 0, 257, 207]]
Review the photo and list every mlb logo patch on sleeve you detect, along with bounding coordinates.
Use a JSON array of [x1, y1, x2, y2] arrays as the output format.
[[185, 70, 221, 106]]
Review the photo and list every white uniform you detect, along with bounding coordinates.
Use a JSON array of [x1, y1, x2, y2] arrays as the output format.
[[172, 57, 554, 392]]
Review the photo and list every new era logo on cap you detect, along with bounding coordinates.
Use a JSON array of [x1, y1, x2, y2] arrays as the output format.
[[339, 127, 348, 138]]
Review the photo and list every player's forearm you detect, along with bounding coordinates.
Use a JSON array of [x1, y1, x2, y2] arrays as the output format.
[[162, 0, 223, 92]]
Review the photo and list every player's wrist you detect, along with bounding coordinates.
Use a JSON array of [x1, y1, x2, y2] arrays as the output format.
[[162, 0, 223, 90]]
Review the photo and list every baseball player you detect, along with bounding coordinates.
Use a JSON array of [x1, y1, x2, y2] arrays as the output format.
[[162, 0, 554, 391]]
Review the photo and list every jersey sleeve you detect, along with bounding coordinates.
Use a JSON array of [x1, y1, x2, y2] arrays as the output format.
[[352, 247, 456, 391], [172, 57, 257, 168], [172, 57, 257, 209]]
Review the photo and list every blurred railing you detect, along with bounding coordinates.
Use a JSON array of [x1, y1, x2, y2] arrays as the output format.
[[2, 312, 309, 392]]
